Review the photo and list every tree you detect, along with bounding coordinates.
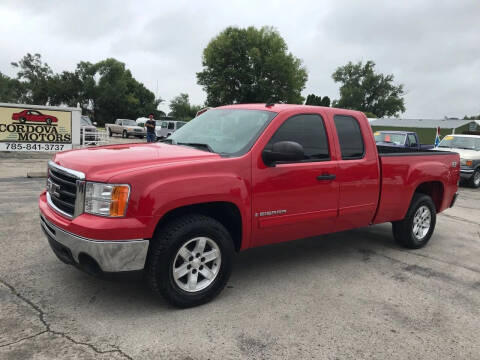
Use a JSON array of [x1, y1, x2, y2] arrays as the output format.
[[305, 94, 330, 107], [0, 72, 22, 103], [332, 60, 405, 117], [169, 93, 201, 121], [11, 53, 54, 105], [4, 54, 162, 125], [93, 58, 161, 125], [197, 26, 307, 106]]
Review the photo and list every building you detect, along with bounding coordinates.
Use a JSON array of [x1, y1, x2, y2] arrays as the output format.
[[369, 118, 480, 144]]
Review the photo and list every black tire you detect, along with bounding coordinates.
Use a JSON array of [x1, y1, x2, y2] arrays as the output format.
[[122, 130, 128, 139], [146, 214, 234, 308], [45, 118, 52, 125], [468, 168, 480, 188], [108, 128, 112, 137], [19, 117, 26, 123], [392, 193, 436, 249]]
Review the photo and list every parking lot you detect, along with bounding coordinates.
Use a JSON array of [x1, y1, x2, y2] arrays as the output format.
[[0, 148, 479, 359]]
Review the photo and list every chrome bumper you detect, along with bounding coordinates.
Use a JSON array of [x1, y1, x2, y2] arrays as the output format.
[[40, 215, 149, 272]]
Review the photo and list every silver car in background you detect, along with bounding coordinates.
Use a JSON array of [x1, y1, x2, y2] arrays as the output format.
[[155, 120, 187, 139]]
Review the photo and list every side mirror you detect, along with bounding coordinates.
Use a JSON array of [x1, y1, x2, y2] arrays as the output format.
[[262, 141, 305, 166], [93, 122, 97, 126]]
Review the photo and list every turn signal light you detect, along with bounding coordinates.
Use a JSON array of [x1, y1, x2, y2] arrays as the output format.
[[466, 160, 473, 167], [110, 185, 130, 217]]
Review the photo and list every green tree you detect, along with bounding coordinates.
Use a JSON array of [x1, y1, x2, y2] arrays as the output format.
[[0, 72, 22, 103], [332, 60, 405, 117], [11, 53, 54, 105], [169, 93, 201, 121], [197, 26, 307, 106], [305, 94, 330, 107], [93, 58, 161, 125]]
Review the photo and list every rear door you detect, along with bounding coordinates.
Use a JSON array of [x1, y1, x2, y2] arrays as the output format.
[[331, 114, 380, 231], [252, 112, 339, 246]]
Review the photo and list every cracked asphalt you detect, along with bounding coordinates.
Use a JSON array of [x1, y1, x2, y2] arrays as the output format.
[[0, 154, 479, 359]]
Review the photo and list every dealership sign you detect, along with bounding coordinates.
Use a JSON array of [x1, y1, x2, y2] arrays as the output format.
[[0, 106, 72, 151]]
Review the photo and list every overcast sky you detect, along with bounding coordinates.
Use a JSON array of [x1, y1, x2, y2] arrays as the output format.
[[1, 0, 479, 118]]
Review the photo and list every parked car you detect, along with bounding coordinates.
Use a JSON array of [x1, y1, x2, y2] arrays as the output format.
[[436, 134, 480, 188], [80, 116, 98, 145], [156, 120, 186, 139], [105, 119, 146, 138], [12, 109, 58, 125], [40, 104, 459, 308], [374, 130, 434, 150]]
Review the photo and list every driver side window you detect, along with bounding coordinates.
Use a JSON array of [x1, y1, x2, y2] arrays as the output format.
[[266, 114, 330, 161]]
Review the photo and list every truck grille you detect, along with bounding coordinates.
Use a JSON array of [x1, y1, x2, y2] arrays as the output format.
[[47, 162, 85, 218]]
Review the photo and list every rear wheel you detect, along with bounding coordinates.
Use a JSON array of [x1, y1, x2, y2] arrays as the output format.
[[19, 117, 26, 123], [392, 193, 436, 249], [468, 169, 480, 188], [146, 214, 234, 308], [108, 128, 112, 137]]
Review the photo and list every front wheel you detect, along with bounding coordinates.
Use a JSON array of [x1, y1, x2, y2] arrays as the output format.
[[392, 193, 436, 249], [122, 130, 129, 139], [45, 118, 52, 125], [468, 169, 480, 188], [146, 214, 234, 308]]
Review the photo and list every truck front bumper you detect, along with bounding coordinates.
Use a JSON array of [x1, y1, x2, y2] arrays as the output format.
[[460, 168, 474, 180], [40, 214, 149, 273]]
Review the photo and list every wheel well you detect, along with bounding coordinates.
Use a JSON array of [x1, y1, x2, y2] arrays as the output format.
[[153, 202, 243, 251], [414, 181, 444, 211]]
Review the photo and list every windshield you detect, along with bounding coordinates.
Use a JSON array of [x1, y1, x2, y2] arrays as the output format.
[[168, 109, 276, 155], [121, 120, 137, 126], [375, 132, 407, 145], [438, 135, 480, 150], [80, 116, 92, 126]]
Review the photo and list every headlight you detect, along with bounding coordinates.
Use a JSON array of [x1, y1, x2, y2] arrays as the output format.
[[85, 182, 130, 217], [460, 159, 473, 167]]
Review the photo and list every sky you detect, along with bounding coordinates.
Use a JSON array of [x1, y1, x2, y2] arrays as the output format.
[[1, 0, 479, 118]]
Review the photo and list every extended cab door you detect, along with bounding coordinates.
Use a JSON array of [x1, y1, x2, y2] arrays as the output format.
[[330, 114, 380, 231], [252, 112, 339, 247]]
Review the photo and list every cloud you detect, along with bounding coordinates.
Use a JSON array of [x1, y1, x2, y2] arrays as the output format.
[[1, 0, 478, 117]]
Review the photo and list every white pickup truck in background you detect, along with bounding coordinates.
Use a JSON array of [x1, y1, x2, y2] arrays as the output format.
[[105, 119, 146, 138]]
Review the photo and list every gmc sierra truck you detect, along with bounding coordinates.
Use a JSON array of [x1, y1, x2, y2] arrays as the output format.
[[39, 104, 459, 308]]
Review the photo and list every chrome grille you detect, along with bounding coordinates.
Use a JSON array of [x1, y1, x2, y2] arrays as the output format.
[[47, 161, 85, 218]]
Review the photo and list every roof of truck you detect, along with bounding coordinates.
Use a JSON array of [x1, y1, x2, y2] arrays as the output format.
[[216, 103, 364, 117]]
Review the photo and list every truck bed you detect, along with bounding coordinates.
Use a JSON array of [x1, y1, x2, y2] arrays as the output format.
[[373, 146, 459, 224]]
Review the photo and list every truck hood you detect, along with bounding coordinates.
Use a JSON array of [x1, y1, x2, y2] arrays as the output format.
[[53, 143, 220, 182], [437, 147, 480, 160]]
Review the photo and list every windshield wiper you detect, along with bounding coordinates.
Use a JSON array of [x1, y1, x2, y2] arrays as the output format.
[[177, 142, 214, 153]]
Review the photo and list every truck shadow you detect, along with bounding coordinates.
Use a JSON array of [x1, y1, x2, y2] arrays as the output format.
[[68, 223, 399, 311]]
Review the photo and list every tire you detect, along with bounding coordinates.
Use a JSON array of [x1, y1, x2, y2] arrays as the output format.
[[122, 130, 129, 139], [146, 214, 234, 308], [108, 128, 112, 137], [392, 193, 436, 249], [19, 117, 26, 123], [468, 169, 480, 188], [45, 118, 52, 125]]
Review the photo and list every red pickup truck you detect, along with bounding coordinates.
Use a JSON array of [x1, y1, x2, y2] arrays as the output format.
[[39, 104, 459, 307]]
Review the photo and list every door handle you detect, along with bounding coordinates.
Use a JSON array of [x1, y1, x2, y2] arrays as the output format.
[[317, 173, 336, 181]]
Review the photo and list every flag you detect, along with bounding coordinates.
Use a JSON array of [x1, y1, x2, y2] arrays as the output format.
[[434, 126, 441, 147]]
